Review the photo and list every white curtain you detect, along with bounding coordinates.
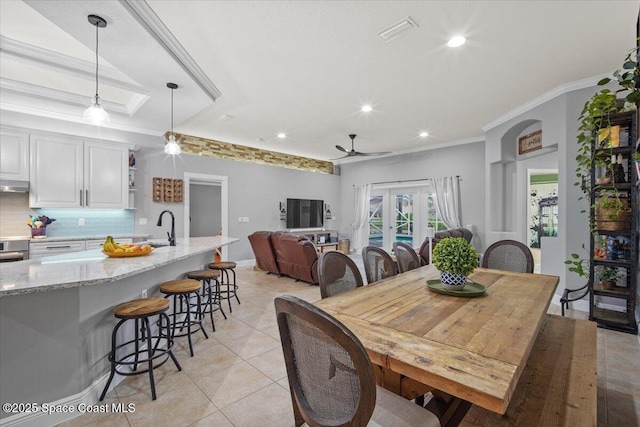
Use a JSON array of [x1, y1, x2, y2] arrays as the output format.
[[352, 183, 372, 252], [428, 177, 462, 229]]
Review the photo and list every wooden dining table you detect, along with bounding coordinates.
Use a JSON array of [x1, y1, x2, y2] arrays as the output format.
[[314, 264, 559, 424]]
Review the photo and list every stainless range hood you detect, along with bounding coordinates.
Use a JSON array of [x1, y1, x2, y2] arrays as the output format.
[[0, 180, 30, 193]]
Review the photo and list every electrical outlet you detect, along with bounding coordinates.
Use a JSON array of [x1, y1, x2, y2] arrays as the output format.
[[141, 289, 147, 299], [78, 218, 85, 226], [238, 217, 243, 223], [139, 218, 147, 225]]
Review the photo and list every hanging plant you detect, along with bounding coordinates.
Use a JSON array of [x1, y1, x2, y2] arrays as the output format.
[[566, 41, 639, 278]]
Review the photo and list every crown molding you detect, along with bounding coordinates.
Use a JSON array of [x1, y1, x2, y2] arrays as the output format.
[[482, 74, 607, 132], [0, 36, 147, 96], [333, 135, 484, 165], [1, 78, 132, 115], [120, 0, 222, 101], [0, 102, 163, 137]]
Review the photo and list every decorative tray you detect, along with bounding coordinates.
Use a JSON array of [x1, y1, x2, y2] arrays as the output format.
[[102, 248, 153, 258], [426, 280, 487, 297]]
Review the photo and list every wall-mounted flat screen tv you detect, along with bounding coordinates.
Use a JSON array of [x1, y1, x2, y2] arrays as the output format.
[[287, 198, 323, 229]]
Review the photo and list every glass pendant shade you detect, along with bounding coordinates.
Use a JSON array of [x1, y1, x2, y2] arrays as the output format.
[[84, 15, 109, 126], [164, 134, 181, 155], [83, 95, 110, 125]]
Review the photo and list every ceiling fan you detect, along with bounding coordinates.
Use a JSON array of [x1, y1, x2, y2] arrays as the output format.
[[331, 134, 391, 160]]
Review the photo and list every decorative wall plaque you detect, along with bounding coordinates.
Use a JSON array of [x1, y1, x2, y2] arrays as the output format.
[[518, 130, 542, 155]]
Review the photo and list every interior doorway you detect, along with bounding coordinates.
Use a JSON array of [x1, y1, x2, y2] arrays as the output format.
[[527, 169, 558, 272], [183, 173, 229, 260]]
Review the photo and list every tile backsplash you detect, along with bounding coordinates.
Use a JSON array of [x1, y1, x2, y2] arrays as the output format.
[[0, 193, 134, 238]]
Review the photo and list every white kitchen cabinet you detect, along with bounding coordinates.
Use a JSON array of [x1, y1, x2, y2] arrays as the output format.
[[0, 128, 30, 181], [29, 134, 128, 209], [85, 238, 132, 250], [84, 141, 129, 209], [29, 240, 86, 260]]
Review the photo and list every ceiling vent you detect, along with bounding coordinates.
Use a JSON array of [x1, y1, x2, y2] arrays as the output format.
[[378, 17, 418, 42]]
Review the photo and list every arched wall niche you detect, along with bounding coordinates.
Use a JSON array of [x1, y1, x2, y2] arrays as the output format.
[[490, 119, 544, 232]]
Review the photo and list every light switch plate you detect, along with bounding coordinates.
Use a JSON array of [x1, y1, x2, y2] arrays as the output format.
[[242, 217, 249, 223], [139, 218, 147, 225]]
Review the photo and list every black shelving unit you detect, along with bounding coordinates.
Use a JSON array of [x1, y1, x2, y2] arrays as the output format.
[[587, 111, 638, 334]]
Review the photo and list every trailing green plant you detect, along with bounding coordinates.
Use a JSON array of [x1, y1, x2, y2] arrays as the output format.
[[567, 41, 640, 279], [597, 267, 620, 284], [432, 237, 478, 276]]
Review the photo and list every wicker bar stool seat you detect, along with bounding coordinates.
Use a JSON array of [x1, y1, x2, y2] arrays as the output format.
[[99, 297, 181, 401], [186, 269, 227, 331], [208, 261, 240, 313], [160, 279, 208, 357]]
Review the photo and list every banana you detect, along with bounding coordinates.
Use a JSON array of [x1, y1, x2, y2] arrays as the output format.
[[103, 236, 116, 252]]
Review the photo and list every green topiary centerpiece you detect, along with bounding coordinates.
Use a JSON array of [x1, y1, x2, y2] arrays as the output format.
[[432, 237, 478, 290]]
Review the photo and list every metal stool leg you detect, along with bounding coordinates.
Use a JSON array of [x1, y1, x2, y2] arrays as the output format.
[[214, 277, 227, 319], [99, 318, 126, 401], [144, 317, 157, 400]]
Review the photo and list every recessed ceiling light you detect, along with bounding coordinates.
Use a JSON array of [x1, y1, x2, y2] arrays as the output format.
[[219, 114, 234, 121], [277, 133, 286, 139], [361, 105, 373, 112], [447, 36, 466, 47], [419, 131, 429, 138]]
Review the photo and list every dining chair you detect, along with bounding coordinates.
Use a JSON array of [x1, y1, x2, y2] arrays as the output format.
[[361, 246, 398, 284], [393, 241, 421, 273], [274, 295, 441, 427], [481, 240, 534, 273], [318, 251, 363, 299]]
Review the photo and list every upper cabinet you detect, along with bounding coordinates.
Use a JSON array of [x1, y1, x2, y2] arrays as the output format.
[[30, 134, 128, 209], [0, 128, 30, 181]]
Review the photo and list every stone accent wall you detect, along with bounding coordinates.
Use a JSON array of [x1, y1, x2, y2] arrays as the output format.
[[170, 132, 335, 174]]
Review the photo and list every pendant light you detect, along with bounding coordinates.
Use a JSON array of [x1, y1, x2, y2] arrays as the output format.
[[83, 15, 110, 125], [165, 83, 181, 154]]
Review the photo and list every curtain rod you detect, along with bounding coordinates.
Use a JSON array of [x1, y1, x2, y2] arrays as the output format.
[[353, 176, 461, 187]]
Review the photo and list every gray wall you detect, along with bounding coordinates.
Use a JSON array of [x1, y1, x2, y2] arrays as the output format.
[[189, 183, 222, 237], [337, 142, 487, 251], [133, 148, 341, 261]]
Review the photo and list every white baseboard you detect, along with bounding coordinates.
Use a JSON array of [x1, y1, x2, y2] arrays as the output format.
[[0, 373, 116, 427], [234, 258, 256, 268], [551, 293, 590, 313]]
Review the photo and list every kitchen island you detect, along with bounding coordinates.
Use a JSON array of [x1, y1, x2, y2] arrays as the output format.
[[0, 236, 238, 426]]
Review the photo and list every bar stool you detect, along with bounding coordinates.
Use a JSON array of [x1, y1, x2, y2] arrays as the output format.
[[208, 261, 240, 313], [160, 279, 208, 357], [185, 269, 227, 331], [99, 297, 181, 401]]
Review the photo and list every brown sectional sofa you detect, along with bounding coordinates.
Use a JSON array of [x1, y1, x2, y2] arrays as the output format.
[[248, 231, 319, 284], [417, 227, 473, 265]]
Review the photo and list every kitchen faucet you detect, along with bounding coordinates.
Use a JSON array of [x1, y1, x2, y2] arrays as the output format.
[[157, 210, 176, 246]]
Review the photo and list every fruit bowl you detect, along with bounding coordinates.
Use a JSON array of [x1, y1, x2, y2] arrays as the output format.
[[102, 247, 153, 258]]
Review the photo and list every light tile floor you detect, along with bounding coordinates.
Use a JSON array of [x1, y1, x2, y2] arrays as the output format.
[[57, 266, 640, 427]]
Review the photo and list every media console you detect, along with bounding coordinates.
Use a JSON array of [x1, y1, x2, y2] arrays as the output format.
[[288, 230, 341, 252]]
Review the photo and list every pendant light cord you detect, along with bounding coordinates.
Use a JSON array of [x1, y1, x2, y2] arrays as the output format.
[[171, 87, 174, 134], [94, 22, 99, 98]]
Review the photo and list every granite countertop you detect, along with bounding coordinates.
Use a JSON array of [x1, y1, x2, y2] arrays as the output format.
[[27, 234, 151, 243], [0, 236, 239, 297]]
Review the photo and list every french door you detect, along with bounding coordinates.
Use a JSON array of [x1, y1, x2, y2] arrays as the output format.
[[369, 185, 446, 251]]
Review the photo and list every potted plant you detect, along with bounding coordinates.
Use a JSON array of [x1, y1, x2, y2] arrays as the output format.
[[597, 267, 620, 290], [595, 192, 631, 231], [431, 237, 478, 290]]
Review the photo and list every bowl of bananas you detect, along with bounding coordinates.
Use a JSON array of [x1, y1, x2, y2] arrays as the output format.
[[102, 236, 153, 258]]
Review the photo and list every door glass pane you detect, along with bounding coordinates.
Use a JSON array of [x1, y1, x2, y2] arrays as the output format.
[[394, 194, 413, 247], [369, 195, 383, 247], [426, 194, 447, 231]]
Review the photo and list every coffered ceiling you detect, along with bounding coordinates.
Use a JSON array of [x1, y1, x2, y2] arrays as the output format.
[[0, 1, 637, 162]]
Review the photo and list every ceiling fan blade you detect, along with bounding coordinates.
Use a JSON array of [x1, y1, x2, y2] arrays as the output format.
[[335, 145, 348, 153], [329, 153, 351, 160], [354, 151, 391, 156]]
